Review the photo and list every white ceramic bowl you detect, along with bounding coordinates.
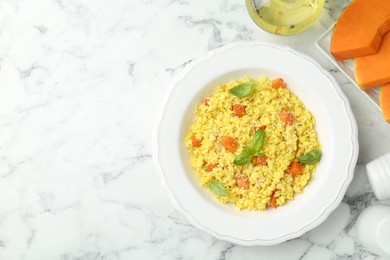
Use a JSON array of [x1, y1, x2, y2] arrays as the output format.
[[153, 42, 359, 246]]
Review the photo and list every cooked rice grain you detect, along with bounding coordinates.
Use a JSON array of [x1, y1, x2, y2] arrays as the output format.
[[185, 77, 321, 210]]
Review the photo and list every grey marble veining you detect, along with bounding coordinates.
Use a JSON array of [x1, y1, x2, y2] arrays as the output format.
[[0, 0, 389, 259]]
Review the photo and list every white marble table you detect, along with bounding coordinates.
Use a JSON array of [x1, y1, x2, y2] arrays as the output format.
[[1, 0, 390, 259]]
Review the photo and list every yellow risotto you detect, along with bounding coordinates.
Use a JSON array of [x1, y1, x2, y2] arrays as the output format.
[[185, 77, 321, 211]]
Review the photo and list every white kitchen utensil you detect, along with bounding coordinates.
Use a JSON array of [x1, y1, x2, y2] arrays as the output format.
[[367, 153, 390, 200], [356, 204, 390, 256]]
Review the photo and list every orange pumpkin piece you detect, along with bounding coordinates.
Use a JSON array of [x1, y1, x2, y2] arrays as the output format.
[[272, 78, 286, 89], [355, 32, 390, 90], [220, 136, 239, 153], [380, 83, 390, 123], [268, 189, 279, 208], [232, 104, 246, 117], [191, 135, 202, 147], [330, 0, 390, 60], [279, 110, 295, 125], [254, 155, 268, 166], [287, 161, 303, 177], [254, 125, 266, 131], [236, 176, 249, 189], [206, 164, 219, 172]]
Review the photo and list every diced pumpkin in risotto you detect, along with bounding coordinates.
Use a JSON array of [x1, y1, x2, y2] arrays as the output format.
[[186, 77, 321, 211]]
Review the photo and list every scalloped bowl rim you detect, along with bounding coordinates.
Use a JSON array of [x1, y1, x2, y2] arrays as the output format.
[[153, 41, 359, 246]]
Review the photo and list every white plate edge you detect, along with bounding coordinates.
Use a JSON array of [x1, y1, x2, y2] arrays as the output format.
[[152, 41, 359, 246]]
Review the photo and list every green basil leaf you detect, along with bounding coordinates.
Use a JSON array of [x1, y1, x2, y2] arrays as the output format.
[[298, 150, 321, 164], [229, 80, 255, 98], [249, 130, 266, 152], [233, 150, 254, 166], [243, 146, 253, 152], [209, 180, 229, 197], [253, 151, 264, 157]]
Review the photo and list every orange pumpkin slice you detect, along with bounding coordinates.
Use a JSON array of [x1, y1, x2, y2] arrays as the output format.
[[380, 83, 390, 123], [330, 0, 390, 61], [355, 32, 390, 90]]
